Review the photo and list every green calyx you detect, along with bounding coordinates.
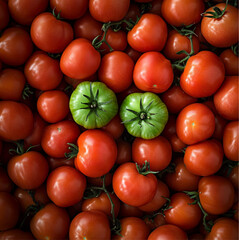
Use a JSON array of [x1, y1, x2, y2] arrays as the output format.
[[201, 0, 228, 19]]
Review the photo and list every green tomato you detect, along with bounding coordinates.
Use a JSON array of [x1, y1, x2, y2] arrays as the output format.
[[69, 81, 118, 129], [120, 92, 168, 139]]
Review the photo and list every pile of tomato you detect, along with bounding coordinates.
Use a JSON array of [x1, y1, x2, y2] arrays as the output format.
[[0, 0, 238, 239]]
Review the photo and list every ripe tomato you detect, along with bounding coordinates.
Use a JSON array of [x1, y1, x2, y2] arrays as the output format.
[[0, 167, 14, 193], [112, 162, 158, 207], [198, 175, 235, 215], [164, 192, 202, 230], [41, 120, 81, 158], [0, 0, 9, 31], [75, 129, 117, 177], [161, 0, 205, 27], [0, 101, 34, 141], [115, 138, 132, 165], [30, 12, 73, 53], [180, 51, 225, 98], [213, 76, 239, 121], [0, 27, 33, 66], [0, 229, 34, 240], [223, 121, 239, 161], [37, 90, 69, 123], [127, 13, 168, 52], [133, 52, 174, 93], [98, 51, 134, 93], [201, 3, 239, 48], [132, 136, 172, 171], [60, 38, 101, 79], [89, 0, 130, 22], [47, 166, 86, 207], [24, 51, 63, 91], [176, 103, 215, 145], [7, 151, 49, 190], [30, 203, 70, 240], [69, 211, 111, 240]]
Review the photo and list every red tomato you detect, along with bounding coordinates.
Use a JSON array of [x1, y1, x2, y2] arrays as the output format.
[[98, 51, 134, 93], [112, 162, 158, 207], [50, 0, 88, 20], [0, 101, 34, 141], [47, 166, 86, 207], [0, 229, 34, 240], [164, 192, 202, 230], [161, 0, 204, 27], [127, 13, 168, 52], [132, 136, 172, 171], [41, 120, 81, 158], [213, 76, 239, 120], [0, 167, 14, 193], [0, 192, 20, 231], [7, 151, 49, 190], [37, 90, 69, 123], [223, 121, 239, 161], [89, 0, 130, 22], [30, 12, 74, 53], [8, 0, 48, 25], [118, 202, 144, 219], [60, 38, 101, 79], [0, 27, 33, 66], [24, 51, 63, 91], [115, 138, 132, 165], [133, 51, 174, 93], [69, 211, 111, 240], [201, 3, 239, 48], [198, 175, 235, 215], [30, 203, 70, 240], [47, 156, 75, 171], [0, 0, 9, 30], [75, 129, 117, 177], [180, 51, 225, 98]]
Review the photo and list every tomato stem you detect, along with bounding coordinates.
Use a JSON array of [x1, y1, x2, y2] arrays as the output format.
[[136, 161, 159, 175], [64, 143, 78, 160], [201, 0, 228, 19], [22, 83, 34, 100]]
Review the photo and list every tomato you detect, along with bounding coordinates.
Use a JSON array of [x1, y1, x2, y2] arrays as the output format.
[[0, 192, 20, 231], [30, 12, 73, 53], [0, 27, 33, 66], [75, 129, 117, 177], [47, 166, 86, 207], [127, 13, 168, 52], [30, 203, 70, 240], [161, 85, 198, 114], [112, 162, 158, 207], [133, 52, 174, 93], [41, 120, 81, 158], [198, 175, 235, 215], [89, 0, 130, 22], [118, 202, 144, 218], [125, 46, 142, 63], [98, 51, 134, 93], [205, 218, 238, 240], [176, 103, 215, 145], [223, 121, 239, 161], [60, 38, 101, 79], [132, 136, 172, 171], [184, 139, 224, 176], [47, 156, 75, 171], [69, 211, 111, 240], [0, 167, 14, 193], [161, 0, 204, 27], [228, 165, 239, 190], [24, 51, 63, 91], [8, 0, 48, 25], [50, 0, 88, 20], [213, 76, 239, 120], [0, 0, 9, 31], [112, 217, 150, 240], [0, 68, 26, 101], [220, 48, 239, 76], [37, 90, 69, 123], [144, 214, 166, 232], [201, 3, 239, 48], [120, 92, 168, 139], [69, 81, 118, 129], [180, 51, 225, 98], [81, 192, 120, 218], [147, 224, 188, 240], [163, 30, 200, 60], [164, 157, 200, 192], [139, 179, 170, 212], [0, 229, 34, 240], [115, 138, 132, 165], [0, 101, 34, 141], [164, 192, 202, 230]]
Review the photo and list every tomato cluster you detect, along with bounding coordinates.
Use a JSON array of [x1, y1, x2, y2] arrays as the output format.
[[0, 0, 238, 239]]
